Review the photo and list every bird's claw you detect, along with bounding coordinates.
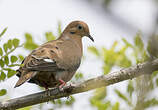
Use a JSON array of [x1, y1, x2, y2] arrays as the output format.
[[68, 83, 75, 88], [58, 87, 64, 92]]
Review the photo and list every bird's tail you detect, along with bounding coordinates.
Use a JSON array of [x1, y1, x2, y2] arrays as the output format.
[[14, 72, 37, 88]]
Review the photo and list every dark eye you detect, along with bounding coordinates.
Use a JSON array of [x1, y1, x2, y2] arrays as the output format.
[[78, 25, 82, 30]]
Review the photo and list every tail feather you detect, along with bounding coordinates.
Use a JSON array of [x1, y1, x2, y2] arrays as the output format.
[[16, 70, 21, 78], [14, 72, 37, 88], [14, 78, 26, 88]]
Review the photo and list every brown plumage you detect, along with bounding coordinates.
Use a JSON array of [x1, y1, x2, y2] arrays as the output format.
[[14, 21, 94, 89]]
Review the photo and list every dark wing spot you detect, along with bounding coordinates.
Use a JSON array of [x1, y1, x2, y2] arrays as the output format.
[[32, 53, 36, 56], [31, 50, 36, 53], [55, 46, 58, 49], [50, 50, 55, 53], [52, 59, 56, 63], [41, 49, 45, 53]]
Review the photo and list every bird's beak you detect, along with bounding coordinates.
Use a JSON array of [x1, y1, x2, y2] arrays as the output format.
[[87, 34, 94, 42]]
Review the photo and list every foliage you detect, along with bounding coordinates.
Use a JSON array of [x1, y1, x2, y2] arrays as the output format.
[[18, 106, 32, 110], [88, 32, 158, 110], [0, 28, 23, 96]]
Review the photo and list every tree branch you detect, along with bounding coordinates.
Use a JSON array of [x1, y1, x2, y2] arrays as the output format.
[[1, 59, 158, 110]]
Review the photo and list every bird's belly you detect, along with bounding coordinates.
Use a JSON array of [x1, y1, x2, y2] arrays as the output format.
[[55, 71, 76, 82], [28, 70, 76, 88], [28, 71, 59, 88]]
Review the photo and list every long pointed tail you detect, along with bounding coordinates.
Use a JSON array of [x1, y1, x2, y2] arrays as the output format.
[[14, 72, 37, 88], [14, 78, 26, 88]]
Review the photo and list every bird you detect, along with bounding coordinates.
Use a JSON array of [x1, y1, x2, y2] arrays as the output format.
[[14, 20, 94, 90]]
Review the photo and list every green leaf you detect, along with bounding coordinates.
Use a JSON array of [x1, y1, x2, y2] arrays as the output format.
[[18, 106, 32, 110], [88, 46, 100, 57], [115, 89, 131, 106], [12, 38, 19, 48], [93, 87, 107, 100], [0, 71, 6, 81], [144, 98, 158, 108], [115, 53, 131, 68], [122, 38, 133, 48], [7, 69, 16, 78], [90, 99, 111, 110], [152, 71, 158, 78], [4, 56, 9, 65], [156, 78, 158, 87], [24, 33, 38, 50], [0, 59, 4, 67], [0, 89, 7, 96], [0, 47, 3, 56], [147, 35, 158, 58], [10, 55, 18, 63], [112, 102, 120, 110], [24, 42, 38, 50], [18, 55, 24, 61], [127, 80, 134, 97], [56, 99, 62, 105], [75, 72, 83, 80], [103, 65, 111, 74], [45, 32, 56, 41], [102, 101, 111, 110], [3, 43, 8, 53], [102, 44, 117, 66], [134, 33, 144, 50], [111, 41, 118, 51], [25, 33, 33, 42], [65, 96, 75, 105], [115, 89, 127, 101], [58, 21, 62, 36], [7, 39, 12, 49], [0, 28, 7, 38], [104, 0, 112, 7]]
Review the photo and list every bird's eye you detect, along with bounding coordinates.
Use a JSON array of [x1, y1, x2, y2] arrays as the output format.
[[78, 25, 82, 30]]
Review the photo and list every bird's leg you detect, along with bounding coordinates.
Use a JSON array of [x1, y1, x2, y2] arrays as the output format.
[[66, 83, 75, 99], [44, 86, 51, 97], [44, 86, 51, 103], [59, 79, 66, 91], [45, 86, 48, 91]]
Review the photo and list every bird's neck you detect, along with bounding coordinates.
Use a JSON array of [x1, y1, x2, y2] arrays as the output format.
[[59, 33, 83, 54]]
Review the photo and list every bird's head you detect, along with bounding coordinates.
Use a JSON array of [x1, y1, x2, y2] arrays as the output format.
[[63, 21, 94, 42]]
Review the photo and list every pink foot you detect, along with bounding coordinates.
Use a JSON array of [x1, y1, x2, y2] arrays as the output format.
[[59, 79, 66, 89]]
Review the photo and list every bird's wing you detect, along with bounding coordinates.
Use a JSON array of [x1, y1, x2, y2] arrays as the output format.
[[22, 41, 65, 72], [15, 41, 65, 87], [24, 54, 64, 72]]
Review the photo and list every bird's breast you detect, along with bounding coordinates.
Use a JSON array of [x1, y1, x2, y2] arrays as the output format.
[[56, 39, 82, 71]]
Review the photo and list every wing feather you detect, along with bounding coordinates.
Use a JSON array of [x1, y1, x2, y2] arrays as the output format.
[[23, 55, 64, 71]]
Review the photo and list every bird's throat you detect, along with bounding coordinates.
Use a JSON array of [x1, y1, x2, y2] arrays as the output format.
[[59, 34, 83, 55]]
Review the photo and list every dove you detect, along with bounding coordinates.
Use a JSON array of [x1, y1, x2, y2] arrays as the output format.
[[14, 21, 94, 90]]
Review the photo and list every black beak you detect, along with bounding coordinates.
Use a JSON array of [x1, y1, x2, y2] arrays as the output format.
[[87, 35, 94, 42]]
